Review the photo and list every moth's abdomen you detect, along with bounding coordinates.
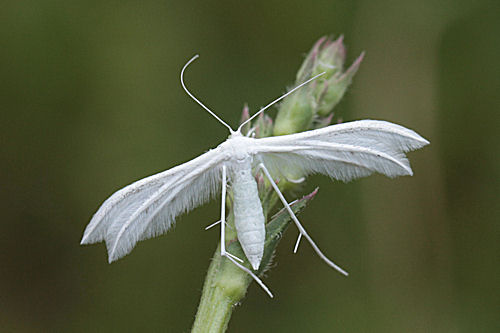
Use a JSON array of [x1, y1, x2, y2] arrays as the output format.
[[232, 164, 265, 270]]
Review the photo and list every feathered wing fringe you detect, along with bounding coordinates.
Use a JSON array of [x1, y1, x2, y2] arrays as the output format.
[[254, 120, 429, 182], [81, 148, 225, 262], [106, 165, 221, 262]]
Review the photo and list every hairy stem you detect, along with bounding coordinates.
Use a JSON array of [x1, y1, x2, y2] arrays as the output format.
[[191, 192, 316, 332], [191, 248, 244, 333]]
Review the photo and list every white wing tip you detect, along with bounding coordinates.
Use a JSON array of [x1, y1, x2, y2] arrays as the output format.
[[410, 132, 430, 149], [80, 215, 107, 245], [367, 119, 431, 148], [80, 232, 95, 245], [402, 161, 414, 176], [80, 230, 103, 245], [107, 238, 132, 264], [107, 247, 122, 263], [412, 134, 430, 148]]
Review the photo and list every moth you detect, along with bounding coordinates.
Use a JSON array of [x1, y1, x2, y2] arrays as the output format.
[[81, 55, 429, 297]]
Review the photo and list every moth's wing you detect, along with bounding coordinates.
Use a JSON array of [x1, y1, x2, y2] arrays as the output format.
[[81, 147, 226, 262], [251, 120, 429, 182], [81, 165, 184, 245]]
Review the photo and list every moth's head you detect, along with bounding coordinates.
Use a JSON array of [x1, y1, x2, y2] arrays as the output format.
[[228, 129, 243, 140], [220, 132, 252, 162]]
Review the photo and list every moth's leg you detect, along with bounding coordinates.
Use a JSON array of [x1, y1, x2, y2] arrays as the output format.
[[225, 251, 244, 263], [205, 220, 221, 230], [205, 219, 232, 231], [245, 127, 256, 138], [286, 176, 305, 184], [223, 254, 274, 298], [256, 163, 304, 253], [220, 165, 230, 257], [290, 198, 302, 253], [219, 165, 274, 298], [219, 166, 243, 262], [293, 233, 302, 253], [258, 162, 349, 276]]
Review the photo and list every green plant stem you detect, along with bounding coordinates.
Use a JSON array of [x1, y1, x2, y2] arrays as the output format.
[[191, 192, 316, 332], [191, 246, 247, 333]]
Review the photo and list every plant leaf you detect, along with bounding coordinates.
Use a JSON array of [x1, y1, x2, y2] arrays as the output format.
[[223, 188, 319, 276]]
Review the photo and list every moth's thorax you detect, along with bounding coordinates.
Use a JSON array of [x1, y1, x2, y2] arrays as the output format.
[[219, 132, 254, 165]]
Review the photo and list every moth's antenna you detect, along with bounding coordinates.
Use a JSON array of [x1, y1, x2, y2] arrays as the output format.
[[181, 55, 234, 133], [238, 71, 326, 132]]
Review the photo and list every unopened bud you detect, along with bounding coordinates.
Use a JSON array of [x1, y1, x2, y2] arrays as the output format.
[[273, 88, 315, 135], [316, 51, 364, 116], [239, 104, 251, 135], [254, 112, 274, 138], [274, 36, 364, 135], [312, 35, 346, 79], [296, 37, 326, 83]]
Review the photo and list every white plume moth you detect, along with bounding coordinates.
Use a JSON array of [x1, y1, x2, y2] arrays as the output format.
[[81, 55, 429, 297]]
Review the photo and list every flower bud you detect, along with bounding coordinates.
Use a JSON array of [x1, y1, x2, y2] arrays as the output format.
[[311, 36, 346, 79], [296, 36, 327, 83], [253, 112, 274, 138], [274, 36, 364, 135], [316, 51, 364, 116], [273, 88, 315, 135], [239, 104, 251, 135]]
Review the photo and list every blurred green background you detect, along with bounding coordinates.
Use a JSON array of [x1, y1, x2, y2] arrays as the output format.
[[1, 0, 499, 332]]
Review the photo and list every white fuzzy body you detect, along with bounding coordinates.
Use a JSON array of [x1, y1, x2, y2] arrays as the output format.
[[220, 133, 266, 270], [230, 158, 265, 270]]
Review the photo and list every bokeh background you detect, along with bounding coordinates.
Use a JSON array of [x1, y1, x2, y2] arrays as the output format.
[[1, 0, 499, 332]]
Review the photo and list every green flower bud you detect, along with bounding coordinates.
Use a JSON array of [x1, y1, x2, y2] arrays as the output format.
[[253, 112, 274, 138], [273, 88, 315, 135], [296, 36, 326, 83], [316, 51, 364, 116], [274, 36, 364, 135], [312, 36, 346, 79], [239, 104, 251, 135]]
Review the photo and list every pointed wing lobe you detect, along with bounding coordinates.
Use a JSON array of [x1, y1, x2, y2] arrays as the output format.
[[81, 147, 225, 262], [251, 120, 429, 182]]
